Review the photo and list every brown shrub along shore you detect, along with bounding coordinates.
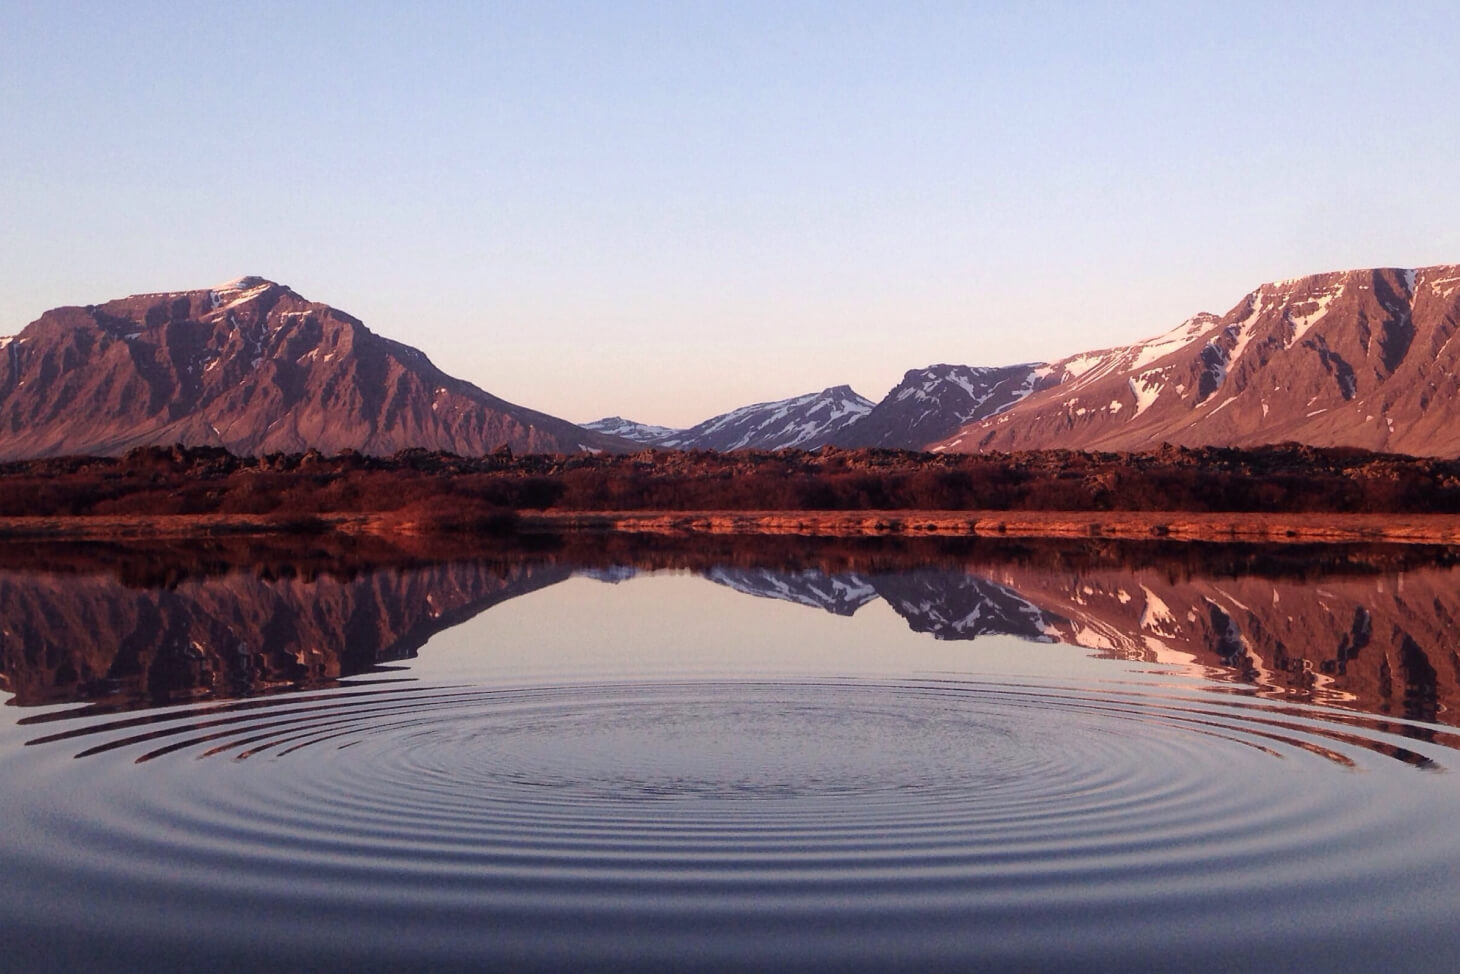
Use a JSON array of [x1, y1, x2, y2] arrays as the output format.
[[1, 443, 1459, 543]]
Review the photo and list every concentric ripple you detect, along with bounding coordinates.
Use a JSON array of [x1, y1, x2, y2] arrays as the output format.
[[4, 676, 1460, 972]]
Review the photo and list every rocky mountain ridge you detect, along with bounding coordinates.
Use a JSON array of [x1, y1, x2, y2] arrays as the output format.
[[7, 265, 1459, 460], [935, 265, 1460, 456], [591, 385, 875, 452]]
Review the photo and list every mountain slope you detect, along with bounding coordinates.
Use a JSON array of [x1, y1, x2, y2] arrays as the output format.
[[0, 277, 632, 460], [654, 385, 874, 451], [934, 265, 1460, 456], [832, 363, 1048, 449]]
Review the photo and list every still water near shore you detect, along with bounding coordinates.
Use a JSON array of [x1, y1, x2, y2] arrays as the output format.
[[1, 540, 1458, 972]]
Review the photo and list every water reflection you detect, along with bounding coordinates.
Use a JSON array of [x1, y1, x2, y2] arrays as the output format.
[[3, 536, 1460, 972], [2, 536, 1457, 728]]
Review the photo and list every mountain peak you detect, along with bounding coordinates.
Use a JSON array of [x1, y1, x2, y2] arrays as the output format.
[[211, 275, 275, 293]]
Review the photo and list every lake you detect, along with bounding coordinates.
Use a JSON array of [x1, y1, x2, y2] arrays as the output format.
[[1, 536, 1458, 972]]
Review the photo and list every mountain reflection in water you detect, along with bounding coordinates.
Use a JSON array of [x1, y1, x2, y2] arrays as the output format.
[[3, 535, 1460, 973], [1, 536, 1456, 728]]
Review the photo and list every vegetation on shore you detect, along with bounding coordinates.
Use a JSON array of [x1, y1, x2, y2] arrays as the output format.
[[1, 443, 1459, 529]]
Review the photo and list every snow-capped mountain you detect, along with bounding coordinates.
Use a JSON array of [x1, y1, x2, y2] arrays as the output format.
[[0, 277, 634, 459], [655, 385, 875, 451], [832, 363, 1049, 449], [581, 416, 682, 444], [934, 265, 1460, 456]]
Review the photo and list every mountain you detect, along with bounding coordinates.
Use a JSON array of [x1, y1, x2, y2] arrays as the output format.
[[653, 385, 874, 451], [0, 277, 632, 460], [831, 363, 1048, 449], [933, 265, 1460, 456], [582, 416, 682, 444]]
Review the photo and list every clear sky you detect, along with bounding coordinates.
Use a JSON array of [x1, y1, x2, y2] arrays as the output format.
[[3, 2, 1458, 428]]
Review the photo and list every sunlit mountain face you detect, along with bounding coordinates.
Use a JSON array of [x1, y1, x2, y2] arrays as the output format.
[[937, 266, 1460, 456]]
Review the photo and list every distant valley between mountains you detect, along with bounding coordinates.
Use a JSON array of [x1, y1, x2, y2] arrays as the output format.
[[2, 265, 1458, 461]]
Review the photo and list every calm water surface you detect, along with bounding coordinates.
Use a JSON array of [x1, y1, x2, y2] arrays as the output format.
[[1, 540, 1458, 971]]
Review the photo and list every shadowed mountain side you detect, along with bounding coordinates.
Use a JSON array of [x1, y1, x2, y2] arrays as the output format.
[[832, 364, 1047, 450], [0, 560, 570, 709]]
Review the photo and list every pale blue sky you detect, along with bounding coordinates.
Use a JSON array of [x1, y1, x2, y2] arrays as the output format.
[[3, 2, 1457, 427]]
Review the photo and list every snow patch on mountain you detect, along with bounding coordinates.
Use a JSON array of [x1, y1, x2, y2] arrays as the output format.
[[1285, 282, 1343, 347], [1129, 371, 1163, 416]]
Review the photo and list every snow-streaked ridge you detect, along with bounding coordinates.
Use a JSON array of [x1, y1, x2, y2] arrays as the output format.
[[582, 416, 681, 444], [656, 385, 874, 451]]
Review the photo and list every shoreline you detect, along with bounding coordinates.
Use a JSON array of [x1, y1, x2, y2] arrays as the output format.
[[0, 509, 1458, 545]]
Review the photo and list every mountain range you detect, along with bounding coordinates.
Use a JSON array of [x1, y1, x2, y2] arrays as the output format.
[[2, 265, 1457, 459], [585, 265, 1460, 457], [935, 266, 1460, 456]]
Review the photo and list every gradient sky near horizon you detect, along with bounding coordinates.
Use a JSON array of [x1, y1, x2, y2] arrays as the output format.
[[3, 2, 1458, 428]]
